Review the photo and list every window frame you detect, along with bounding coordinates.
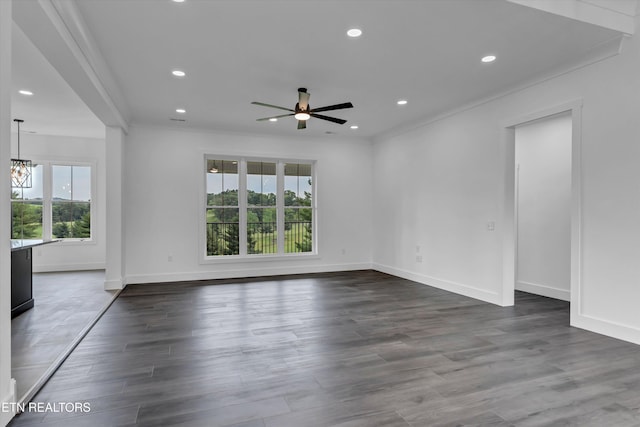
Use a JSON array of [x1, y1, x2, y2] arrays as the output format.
[[200, 155, 317, 263], [11, 159, 96, 245]]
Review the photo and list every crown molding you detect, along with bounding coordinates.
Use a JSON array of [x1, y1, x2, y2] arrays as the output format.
[[508, 0, 636, 35]]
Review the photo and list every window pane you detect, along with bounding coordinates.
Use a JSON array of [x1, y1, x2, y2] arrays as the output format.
[[247, 162, 276, 206], [207, 159, 238, 206], [284, 175, 298, 206], [206, 160, 239, 256], [285, 208, 312, 253], [11, 201, 43, 239], [72, 166, 91, 201], [11, 164, 43, 240], [52, 165, 72, 201], [206, 165, 222, 200], [52, 201, 90, 239], [247, 207, 277, 254], [206, 208, 239, 256], [284, 163, 312, 207], [13, 164, 43, 201]]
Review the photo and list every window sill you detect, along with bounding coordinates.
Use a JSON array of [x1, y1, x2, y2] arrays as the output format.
[[200, 252, 320, 265], [54, 239, 96, 246]]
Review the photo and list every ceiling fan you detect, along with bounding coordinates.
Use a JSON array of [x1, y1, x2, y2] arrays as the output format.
[[252, 88, 353, 129]]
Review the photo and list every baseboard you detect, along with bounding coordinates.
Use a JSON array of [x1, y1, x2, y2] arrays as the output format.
[[0, 378, 17, 426], [32, 262, 106, 273], [572, 313, 640, 346], [104, 278, 125, 290], [125, 262, 373, 285], [516, 280, 570, 301], [372, 263, 502, 306]]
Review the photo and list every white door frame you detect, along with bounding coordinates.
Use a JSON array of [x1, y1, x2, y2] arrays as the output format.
[[500, 100, 583, 325]]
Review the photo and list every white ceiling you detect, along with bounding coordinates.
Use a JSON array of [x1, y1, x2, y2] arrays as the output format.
[[11, 24, 104, 139], [13, 0, 628, 139]]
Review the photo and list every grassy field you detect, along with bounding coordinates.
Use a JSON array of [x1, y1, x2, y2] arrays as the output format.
[[251, 228, 310, 253]]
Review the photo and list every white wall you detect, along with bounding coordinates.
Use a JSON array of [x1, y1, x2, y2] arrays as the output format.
[[11, 132, 106, 272], [123, 125, 373, 284], [515, 113, 572, 301], [373, 105, 504, 304], [373, 18, 640, 344], [0, 1, 16, 424]]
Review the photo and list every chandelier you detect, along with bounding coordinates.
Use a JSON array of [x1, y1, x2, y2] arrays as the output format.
[[11, 118, 32, 188]]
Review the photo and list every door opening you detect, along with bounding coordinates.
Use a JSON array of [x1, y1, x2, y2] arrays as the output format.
[[501, 100, 582, 325], [514, 112, 572, 302]]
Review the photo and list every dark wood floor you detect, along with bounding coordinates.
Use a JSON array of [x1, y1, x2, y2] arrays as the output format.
[[11, 271, 117, 401], [8, 270, 640, 426]]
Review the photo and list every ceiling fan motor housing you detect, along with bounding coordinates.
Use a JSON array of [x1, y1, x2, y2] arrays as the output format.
[[295, 103, 310, 113]]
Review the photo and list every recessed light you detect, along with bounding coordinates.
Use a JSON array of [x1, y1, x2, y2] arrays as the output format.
[[172, 0, 185, 2], [397, 100, 408, 105], [176, 108, 186, 114], [18, 90, 33, 96], [350, 125, 359, 129], [481, 55, 496, 63], [172, 70, 186, 77], [269, 118, 278, 122], [347, 28, 362, 38]]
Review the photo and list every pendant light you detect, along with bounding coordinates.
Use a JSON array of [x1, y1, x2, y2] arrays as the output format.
[[10, 118, 32, 188]]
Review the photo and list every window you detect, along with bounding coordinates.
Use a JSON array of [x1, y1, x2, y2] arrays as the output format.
[[11, 164, 43, 240], [284, 163, 312, 253], [10, 162, 93, 242], [206, 160, 239, 255], [247, 161, 277, 254], [204, 157, 315, 258], [52, 165, 92, 239]]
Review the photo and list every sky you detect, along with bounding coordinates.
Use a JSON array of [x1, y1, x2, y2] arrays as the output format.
[[14, 164, 91, 201]]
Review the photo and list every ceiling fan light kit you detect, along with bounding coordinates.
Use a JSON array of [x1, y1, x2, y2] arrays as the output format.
[[253, 88, 353, 130], [294, 112, 311, 121]]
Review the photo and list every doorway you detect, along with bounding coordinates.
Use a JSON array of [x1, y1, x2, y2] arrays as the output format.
[[514, 112, 572, 301], [501, 100, 582, 321]]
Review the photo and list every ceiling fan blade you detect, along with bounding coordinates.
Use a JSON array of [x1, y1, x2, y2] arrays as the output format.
[[310, 113, 347, 125], [310, 102, 353, 113], [251, 101, 294, 112], [298, 89, 310, 111], [256, 113, 294, 121], [297, 120, 307, 130]]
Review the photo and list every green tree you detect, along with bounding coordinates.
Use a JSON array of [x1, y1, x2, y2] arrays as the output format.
[[247, 226, 257, 254], [208, 189, 238, 207], [52, 222, 70, 238], [207, 224, 222, 256], [223, 224, 240, 255], [71, 212, 91, 238], [11, 202, 42, 239], [295, 224, 313, 252]]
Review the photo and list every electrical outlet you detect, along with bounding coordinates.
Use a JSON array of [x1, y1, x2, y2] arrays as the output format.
[[416, 255, 423, 263], [487, 221, 495, 231], [341, 248, 346, 255], [416, 245, 421, 253], [168, 255, 173, 262]]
